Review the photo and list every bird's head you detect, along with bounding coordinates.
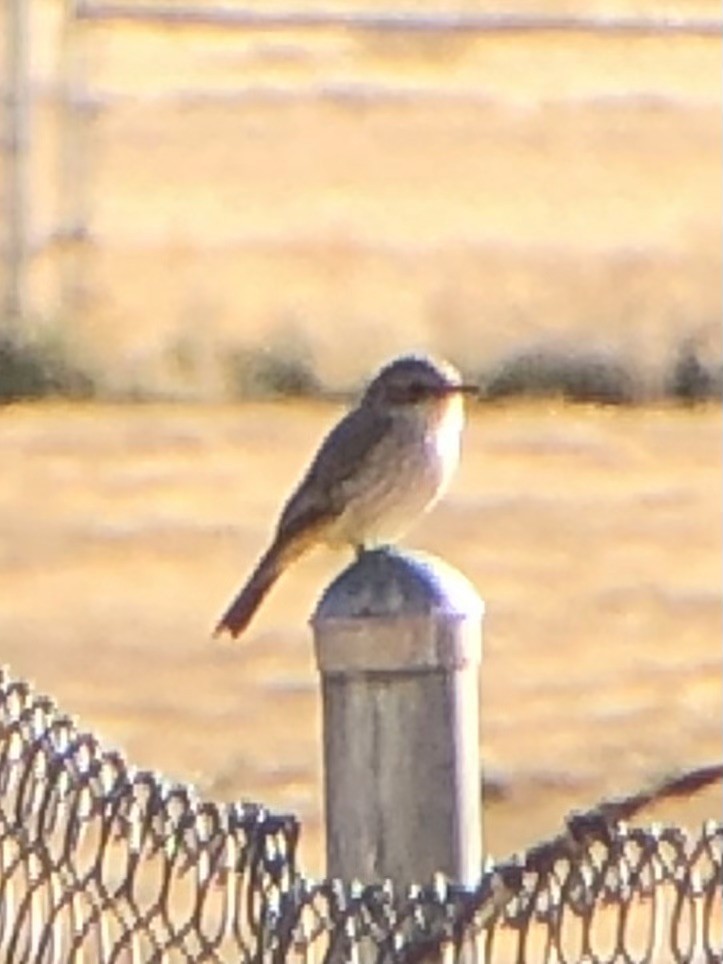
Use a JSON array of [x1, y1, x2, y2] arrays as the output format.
[[362, 355, 478, 413]]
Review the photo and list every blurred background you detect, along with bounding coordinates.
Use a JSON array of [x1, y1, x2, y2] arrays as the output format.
[[0, 0, 721, 875], [2, 0, 721, 398]]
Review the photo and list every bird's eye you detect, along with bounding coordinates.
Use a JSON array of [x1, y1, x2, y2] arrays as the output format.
[[404, 382, 426, 403]]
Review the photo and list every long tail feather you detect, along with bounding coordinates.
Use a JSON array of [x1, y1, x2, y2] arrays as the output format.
[[214, 544, 283, 638]]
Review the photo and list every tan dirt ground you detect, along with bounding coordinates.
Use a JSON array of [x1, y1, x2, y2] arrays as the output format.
[[0, 401, 719, 875]]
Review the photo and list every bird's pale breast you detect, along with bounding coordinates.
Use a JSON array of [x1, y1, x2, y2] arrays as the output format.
[[324, 395, 464, 548]]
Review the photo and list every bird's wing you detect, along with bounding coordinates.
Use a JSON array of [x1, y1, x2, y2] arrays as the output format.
[[275, 406, 392, 544]]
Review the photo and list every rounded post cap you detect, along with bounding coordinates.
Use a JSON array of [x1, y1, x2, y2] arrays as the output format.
[[313, 547, 484, 622]]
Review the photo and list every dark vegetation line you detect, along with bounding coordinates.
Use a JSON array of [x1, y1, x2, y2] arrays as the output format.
[[0, 329, 720, 406]]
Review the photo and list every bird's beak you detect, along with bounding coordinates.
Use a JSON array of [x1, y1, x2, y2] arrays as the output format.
[[425, 383, 479, 401], [452, 383, 480, 397]]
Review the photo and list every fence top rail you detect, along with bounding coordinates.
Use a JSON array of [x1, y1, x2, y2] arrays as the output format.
[[72, 3, 723, 36]]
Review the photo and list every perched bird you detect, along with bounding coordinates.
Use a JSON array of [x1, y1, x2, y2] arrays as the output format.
[[214, 354, 477, 638]]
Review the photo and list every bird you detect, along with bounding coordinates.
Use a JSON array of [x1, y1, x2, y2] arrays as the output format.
[[214, 354, 477, 638]]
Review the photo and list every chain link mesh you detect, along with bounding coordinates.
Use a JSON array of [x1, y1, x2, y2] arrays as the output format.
[[1, 666, 720, 963]]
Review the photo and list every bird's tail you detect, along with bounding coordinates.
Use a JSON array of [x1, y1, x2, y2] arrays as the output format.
[[213, 534, 305, 639]]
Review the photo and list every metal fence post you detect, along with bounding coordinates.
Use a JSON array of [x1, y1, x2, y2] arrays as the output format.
[[312, 547, 484, 887]]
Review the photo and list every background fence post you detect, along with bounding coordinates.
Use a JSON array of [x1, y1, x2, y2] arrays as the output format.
[[3, 0, 30, 323], [312, 546, 484, 888]]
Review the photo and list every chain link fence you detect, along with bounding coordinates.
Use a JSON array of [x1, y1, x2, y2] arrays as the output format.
[[1, 665, 720, 962]]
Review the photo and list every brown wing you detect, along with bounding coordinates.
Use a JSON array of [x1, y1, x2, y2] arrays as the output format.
[[275, 405, 392, 544], [214, 404, 390, 637]]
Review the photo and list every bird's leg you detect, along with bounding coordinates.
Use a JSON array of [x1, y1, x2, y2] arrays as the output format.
[[354, 543, 365, 559]]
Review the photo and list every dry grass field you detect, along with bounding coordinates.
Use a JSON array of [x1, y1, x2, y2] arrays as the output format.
[[0, 400, 719, 875], [10, 0, 720, 396]]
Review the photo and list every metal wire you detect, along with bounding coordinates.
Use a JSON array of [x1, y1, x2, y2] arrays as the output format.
[[1, 666, 720, 963]]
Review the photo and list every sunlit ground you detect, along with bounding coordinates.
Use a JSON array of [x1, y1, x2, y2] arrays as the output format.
[[1, 401, 719, 874]]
